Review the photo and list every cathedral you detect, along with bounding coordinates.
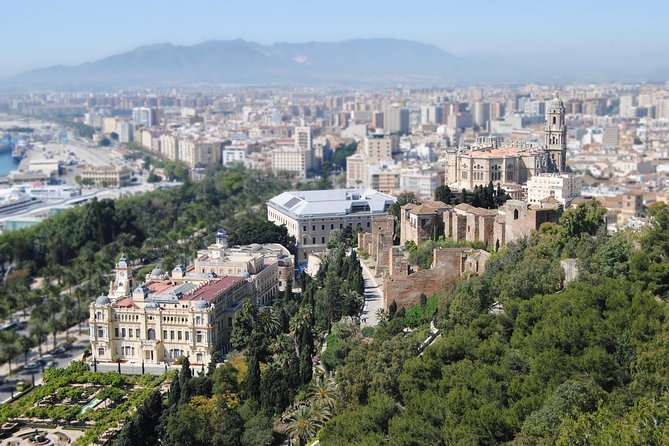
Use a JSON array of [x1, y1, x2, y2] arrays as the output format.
[[445, 90, 567, 189]]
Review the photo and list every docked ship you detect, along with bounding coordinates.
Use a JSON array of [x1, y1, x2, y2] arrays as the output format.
[[0, 134, 13, 153], [11, 141, 28, 162], [0, 189, 41, 215]]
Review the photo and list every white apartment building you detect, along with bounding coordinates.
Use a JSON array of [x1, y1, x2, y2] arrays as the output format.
[[102, 117, 117, 134], [159, 134, 179, 161], [294, 126, 312, 151], [400, 168, 444, 200], [116, 121, 134, 143], [526, 173, 582, 207], [222, 143, 249, 165], [271, 148, 314, 178], [267, 188, 396, 261], [362, 133, 396, 163], [178, 139, 222, 167]]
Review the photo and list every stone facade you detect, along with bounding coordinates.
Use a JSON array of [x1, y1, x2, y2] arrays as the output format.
[[493, 200, 562, 249], [400, 201, 449, 246], [384, 247, 490, 310], [358, 214, 395, 277]]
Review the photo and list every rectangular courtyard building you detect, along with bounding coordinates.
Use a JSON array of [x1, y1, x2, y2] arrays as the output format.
[[267, 188, 396, 262]]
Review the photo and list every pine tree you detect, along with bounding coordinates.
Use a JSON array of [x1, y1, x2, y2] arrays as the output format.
[[246, 350, 262, 401], [299, 324, 314, 385]]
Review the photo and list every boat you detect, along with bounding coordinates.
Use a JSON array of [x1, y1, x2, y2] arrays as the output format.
[[0, 134, 13, 153], [11, 141, 28, 162]]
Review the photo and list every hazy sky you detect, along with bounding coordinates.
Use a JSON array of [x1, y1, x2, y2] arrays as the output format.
[[1, 0, 667, 77]]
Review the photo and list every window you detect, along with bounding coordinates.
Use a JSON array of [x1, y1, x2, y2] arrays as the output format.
[[312, 225, 315, 231], [121, 328, 126, 338], [170, 330, 175, 340], [321, 224, 325, 230], [302, 225, 306, 232], [514, 209, 519, 220], [98, 347, 105, 356], [136, 329, 140, 338], [196, 353, 203, 363], [98, 328, 104, 338], [331, 224, 334, 230], [129, 329, 133, 338], [114, 328, 119, 337], [196, 331, 203, 343], [148, 328, 156, 340], [163, 330, 167, 339], [228, 317, 233, 326], [178, 331, 182, 340], [322, 237, 325, 243], [553, 116, 556, 124], [367, 222, 370, 228], [312, 237, 316, 244]]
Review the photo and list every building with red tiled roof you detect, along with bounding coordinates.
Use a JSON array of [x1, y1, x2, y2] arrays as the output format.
[[90, 230, 292, 366]]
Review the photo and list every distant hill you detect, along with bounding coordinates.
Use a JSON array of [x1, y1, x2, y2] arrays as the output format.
[[9, 38, 462, 89], [8, 38, 668, 89]]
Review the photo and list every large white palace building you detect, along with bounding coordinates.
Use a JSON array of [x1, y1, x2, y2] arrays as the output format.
[[89, 230, 293, 365]]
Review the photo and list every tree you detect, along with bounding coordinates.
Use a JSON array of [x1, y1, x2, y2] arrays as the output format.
[[147, 171, 163, 183], [435, 185, 455, 204], [99, 137, 111, 147], [387, 192, 420, 220], [246, 351, 261, 401], [283, 404, 322, 446]]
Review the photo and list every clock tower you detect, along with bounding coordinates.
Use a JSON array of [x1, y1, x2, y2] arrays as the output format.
[[110, 255, 133, 299]]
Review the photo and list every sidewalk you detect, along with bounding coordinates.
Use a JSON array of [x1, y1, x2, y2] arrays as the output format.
[[358, 255, 385, 327]]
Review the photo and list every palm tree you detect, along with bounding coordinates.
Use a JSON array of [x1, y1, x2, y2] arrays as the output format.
[[289, 307, 313, 359], [17, 335, 34, 366], [29, 305, 49, 356], [257, 307, 281, 337], [283, 404, 322, 446], [59, 294, 76, 338], [306, 375, 340, 414], [0, 332, 19, 375]]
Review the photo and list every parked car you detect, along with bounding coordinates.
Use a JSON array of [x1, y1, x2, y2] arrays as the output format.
[[52, 347, 66, 356], [16, 381, 32, 392], [40, 354, 55, 363], [24, 362, 40, 371], [45, 361, 57, 369]]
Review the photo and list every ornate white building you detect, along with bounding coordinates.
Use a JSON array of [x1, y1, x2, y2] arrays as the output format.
[[445, 90, 567, 190], [89, 230, 294, 365]]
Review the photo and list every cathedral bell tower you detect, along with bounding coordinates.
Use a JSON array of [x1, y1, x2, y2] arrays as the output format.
[[545, 90, 567, 172]]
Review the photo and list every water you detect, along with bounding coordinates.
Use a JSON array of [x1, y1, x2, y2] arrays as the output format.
[[0, 151, 16, 176]]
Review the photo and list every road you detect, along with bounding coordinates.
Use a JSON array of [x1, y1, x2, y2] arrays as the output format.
[[0, 331, 90, 404], [358, 255, 385, 327]]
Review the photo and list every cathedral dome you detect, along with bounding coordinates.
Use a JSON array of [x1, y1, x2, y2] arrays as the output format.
[[96, 295, 111, 305], [548, 90, 564, 109]]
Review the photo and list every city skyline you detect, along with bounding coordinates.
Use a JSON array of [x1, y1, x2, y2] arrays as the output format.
[[2, 0, 668, 78]]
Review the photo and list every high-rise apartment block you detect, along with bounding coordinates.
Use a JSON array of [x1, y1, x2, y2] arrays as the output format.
[[384, 107, 410, 134], [132, 107, 157, 128]]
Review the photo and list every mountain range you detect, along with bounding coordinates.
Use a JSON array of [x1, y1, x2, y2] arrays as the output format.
[[6, 39, 668, 90]]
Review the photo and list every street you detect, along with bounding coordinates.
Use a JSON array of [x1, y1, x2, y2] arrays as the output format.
[[358, 255, 385, 327]]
